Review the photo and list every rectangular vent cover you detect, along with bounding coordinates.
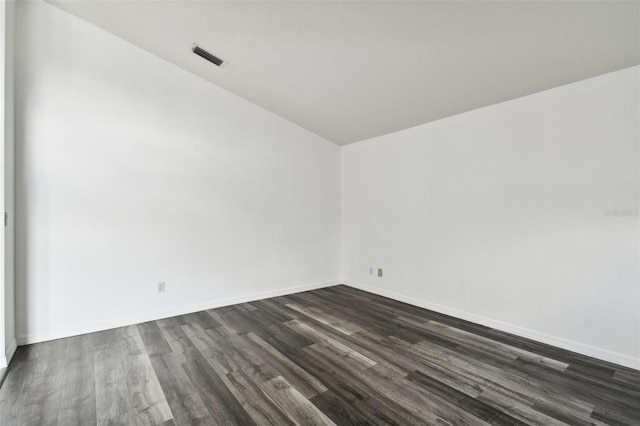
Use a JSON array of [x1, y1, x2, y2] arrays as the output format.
[[192, 45, 225, 67]]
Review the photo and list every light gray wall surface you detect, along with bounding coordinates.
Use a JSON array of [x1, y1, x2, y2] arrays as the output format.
[[342, 66, 640, 368]]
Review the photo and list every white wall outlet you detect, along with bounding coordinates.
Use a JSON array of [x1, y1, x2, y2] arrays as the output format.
[[369, 267, 373, 275], [377, 268, 383, 277], [157, 282, 166, 293]]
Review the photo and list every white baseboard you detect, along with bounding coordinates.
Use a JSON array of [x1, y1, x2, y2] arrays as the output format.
[[343, 280, 640, 370], [0, 338, 17, 369], [16, 278, 638, 370], [16, 280, 341, 346]]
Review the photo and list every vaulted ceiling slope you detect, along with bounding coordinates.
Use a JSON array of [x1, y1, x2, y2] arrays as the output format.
[[47, 1, 639, 145]]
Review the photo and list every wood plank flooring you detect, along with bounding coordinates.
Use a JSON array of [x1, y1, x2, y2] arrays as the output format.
[[1, 285, 639, 425]]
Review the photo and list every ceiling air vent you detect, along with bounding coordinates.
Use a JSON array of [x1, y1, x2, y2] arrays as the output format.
[[192, 45, 226, 67]]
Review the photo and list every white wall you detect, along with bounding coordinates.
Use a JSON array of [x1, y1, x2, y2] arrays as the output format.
[[15, 1, 341, 344], [342, 66, 640, 368], [1, 0, 7, 367], [1, 0, 17, 369]]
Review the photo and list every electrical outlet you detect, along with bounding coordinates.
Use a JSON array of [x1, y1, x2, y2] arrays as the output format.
[[369, 267, 373, 275], [157, 282, 166, 293], [377, 268, 383, 277]]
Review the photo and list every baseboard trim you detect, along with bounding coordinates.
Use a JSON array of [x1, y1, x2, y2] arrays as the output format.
[[17, 280, 341, 346], [0, 338, 17, 369], [342, 280, 640, 370]]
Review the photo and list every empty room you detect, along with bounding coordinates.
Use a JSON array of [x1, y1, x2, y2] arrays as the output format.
[[0, 0, 639, 425]]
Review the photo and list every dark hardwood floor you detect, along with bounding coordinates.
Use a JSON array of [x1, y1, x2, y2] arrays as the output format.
[[1, 285, 639, 425]]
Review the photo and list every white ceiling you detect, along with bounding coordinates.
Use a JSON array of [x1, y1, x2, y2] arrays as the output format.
[[47, 1, 639, 145]]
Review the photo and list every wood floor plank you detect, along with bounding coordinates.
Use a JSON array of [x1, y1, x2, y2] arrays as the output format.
[[285, 303, 359, 335], [245, 331, 328, 398], [258, 375, 337, 426], [407, 370, 527, 426], [94, 342, 135, 426], [356, 362, 489, 426], [57, 335, 97, 426], [179, 311, 221, 331], [306, 339, 377, 371], [310, 389, 382, 426], [0, 349, 40, 425], [531, 398, 606, 426], [427, 320, 569, 371], [475, 388, 565, 425], [15, 337, 70, 426], [289, 317, 409, 378], [293, 346, 428, 425], [591, 406, 640, 426], [150, 353, 213, 426], [220, 367, 296, 425], [122, 352, 173, 425], [181, 353, 257, 425], [2, 285, 639, 425], [139, 323, 173, 356]]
